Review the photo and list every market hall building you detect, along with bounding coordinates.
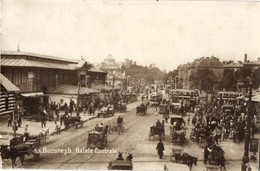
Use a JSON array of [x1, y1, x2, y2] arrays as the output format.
[[0, 50, 107, 116]]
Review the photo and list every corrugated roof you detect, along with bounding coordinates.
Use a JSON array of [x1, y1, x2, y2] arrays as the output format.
[[1, 58, 77, 70], [1, 50, 77, 63], [0, 73, 20, 92]]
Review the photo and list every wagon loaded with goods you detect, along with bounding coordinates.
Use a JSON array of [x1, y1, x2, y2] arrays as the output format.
[[170, 115, 186, 145], [87, 126, 108, 149]]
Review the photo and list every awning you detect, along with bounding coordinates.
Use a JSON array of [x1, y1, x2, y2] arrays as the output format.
[[0, 73, 20, 92], [21, 92, 44, 97]]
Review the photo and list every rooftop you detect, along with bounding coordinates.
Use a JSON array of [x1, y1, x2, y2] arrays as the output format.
[[1, 50, 78, 63]]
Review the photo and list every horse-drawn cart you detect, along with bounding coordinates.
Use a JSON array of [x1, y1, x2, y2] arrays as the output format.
[[63, 115, 83, 129], [87, 130, 108, 149], [170, 115, 186, 145], [159, 104, 169, 115], [149, 126, 164, 140], [115, 103, 127, 113], [170, 147, 198, 170], [98, 107, 115, 118], [136, 105, 147, 116], [0, 132, 47, 168]]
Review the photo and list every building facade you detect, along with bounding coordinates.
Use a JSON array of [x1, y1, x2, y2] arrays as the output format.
[[1, 50, 107, 114]]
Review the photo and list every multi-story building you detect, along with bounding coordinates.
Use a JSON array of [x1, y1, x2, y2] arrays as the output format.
[[178, 54, 260, 91], [178, 56, 224, 90]]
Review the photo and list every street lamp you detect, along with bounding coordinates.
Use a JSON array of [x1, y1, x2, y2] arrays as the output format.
[[127, 76, 130, 93], [241, 81, 253, 171], [174, 76, 178, 89]]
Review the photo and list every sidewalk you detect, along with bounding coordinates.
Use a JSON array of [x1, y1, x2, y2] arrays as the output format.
[[0, 111, 98, 145]]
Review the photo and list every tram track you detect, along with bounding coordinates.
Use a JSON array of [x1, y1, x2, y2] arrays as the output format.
[[15, 100, 146, 169], [55, 106, 157, 169]]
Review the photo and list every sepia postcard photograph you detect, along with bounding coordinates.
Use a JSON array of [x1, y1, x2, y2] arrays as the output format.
[[0, 0, 260, 171]]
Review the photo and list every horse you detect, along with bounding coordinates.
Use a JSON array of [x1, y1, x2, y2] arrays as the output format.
[[1, 145, 29, 168], [180, 153, 198, 171]]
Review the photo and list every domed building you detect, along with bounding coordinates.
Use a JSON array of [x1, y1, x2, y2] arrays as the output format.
[[100, 54, 122, 71]]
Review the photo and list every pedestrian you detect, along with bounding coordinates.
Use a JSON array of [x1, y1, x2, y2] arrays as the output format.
[[8, 114, 12, 127], [24, 125, 29, 141], [60, 114, 63, 126], [17, 113, 22, 127], [41, 108, 46, 128], [165, 114, 169, 123], [187, 115, 190, 125], [156, 139, 164, 159], [55, 121, 61, 134]]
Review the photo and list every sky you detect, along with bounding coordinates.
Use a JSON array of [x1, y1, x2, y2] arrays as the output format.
[[1, 0, 260, 71]]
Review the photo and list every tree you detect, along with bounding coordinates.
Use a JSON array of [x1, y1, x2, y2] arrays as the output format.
[[219, 69, 237, 91], [189, 68, 216, 93]]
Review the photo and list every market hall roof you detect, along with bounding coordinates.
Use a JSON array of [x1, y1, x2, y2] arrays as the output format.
[[1, 58, 77, 70], [1, 50, 77, 63], [0, 73, 20, 92], [1, 50, 93, 70]]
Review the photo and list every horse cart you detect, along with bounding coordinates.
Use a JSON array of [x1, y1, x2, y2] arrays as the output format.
[[170, 147, 198, 170], [115, 103, 127, 113], [149, 125, 164, 140], [159, 104, 169, 115], [98, 106, 115, 118], [170, 115, 186, 145], [63, 115, 83, 129], [0, 129, 50, 167], [136, 105, 147, 116], [87, 130, 108, 149]]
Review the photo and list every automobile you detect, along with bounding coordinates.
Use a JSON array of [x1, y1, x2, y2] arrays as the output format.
[[108, 160, 133, 170]]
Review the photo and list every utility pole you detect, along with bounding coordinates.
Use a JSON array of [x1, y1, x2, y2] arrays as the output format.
[[241, 81, 253, 171]]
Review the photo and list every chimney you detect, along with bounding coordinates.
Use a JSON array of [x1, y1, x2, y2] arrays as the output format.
[[244, 54, 247, 62], [258, 57, 260, 62]]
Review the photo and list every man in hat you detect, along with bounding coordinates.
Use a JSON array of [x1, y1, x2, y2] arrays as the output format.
[[156, 139, 165, 159]]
